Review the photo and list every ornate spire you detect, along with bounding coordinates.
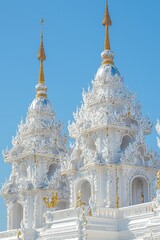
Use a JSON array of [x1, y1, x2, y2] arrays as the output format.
[[102, 0, 112, 50], [101, 1, 114, 65], [36, 19, 47, 98]]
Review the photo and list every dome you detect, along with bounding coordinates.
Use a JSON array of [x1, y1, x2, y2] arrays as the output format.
[[97, 64, 120, 78], [95, 64, 121, 84], [29, 97, 53, 113]]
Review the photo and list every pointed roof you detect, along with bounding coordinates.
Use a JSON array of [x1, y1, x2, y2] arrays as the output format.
[[102, 0, 112, 51], [36, 19, 47, 98], [101, 1, 114, 65], [38, 34, 46, 84]]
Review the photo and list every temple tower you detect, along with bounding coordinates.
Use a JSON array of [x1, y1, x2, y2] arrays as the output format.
[[1, 22, 69, 238], [62, 1, 160, 209]]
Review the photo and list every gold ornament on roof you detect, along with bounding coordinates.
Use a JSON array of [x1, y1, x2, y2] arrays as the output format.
[[102, 1, 114, 65], [36, 19, 47, 98], [102, 0, 112, 51], [38, 19, 46, 84], [157, 170, 160, 189], [43, 192, 59, 208]]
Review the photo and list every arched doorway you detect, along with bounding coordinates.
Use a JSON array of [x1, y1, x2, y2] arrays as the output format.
[[131, 177, 148, 205], [77, 180, 91, 206], [12, 202, 23, 229]]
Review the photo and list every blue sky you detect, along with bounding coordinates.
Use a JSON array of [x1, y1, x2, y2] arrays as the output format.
[[0, 0, 160, 231]]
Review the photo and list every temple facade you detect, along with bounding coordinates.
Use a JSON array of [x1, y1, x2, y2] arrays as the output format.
[[0, 2, 160, 240]]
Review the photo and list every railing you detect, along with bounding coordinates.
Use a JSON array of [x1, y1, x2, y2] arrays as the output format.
[[44, 202, 154, 224], [96, 207, 119, 219], [96, 202, 153, 219], [44, 207, 82, 224], [0, 229, 18, 238], [120, 202, 153, 218]]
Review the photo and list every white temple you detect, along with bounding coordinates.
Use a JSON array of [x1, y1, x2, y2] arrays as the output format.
[[0, 2, 160, 240]]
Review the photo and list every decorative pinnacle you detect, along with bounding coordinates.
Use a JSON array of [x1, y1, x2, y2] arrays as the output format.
[[101, 1, 114, 65], [38, 19, 46, 84], [102, 0, 112, 51], [36, 19, 47, 98]]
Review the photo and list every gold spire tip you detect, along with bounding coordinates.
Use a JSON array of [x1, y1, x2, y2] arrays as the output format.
[[102, 0, 112, 51], [37, 19, 46, 85], [102, 1, 112, 27], [36, 19, 47, 98], [38, 19, 46, 62], [101, 0, 114, 65]]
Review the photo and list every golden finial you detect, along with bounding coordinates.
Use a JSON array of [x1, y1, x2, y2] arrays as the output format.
[[103, 0, 112, 51], [157, 170, 160, 189], [43, 192, 59, 208], [36, 19, 48, 98], [38, 19, 46, 84], [101, 1, 114, 65]]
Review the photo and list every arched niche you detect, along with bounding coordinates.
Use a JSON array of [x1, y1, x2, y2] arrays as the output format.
[[77, 180, 91, 206], [120, 135, 132, 152], [47, 163, 57, 181], [131, 177, 149, 205], [11, 202, 23, 229]]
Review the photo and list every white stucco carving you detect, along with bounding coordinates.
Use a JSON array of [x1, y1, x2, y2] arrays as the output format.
[[0, 4, 160, 240]]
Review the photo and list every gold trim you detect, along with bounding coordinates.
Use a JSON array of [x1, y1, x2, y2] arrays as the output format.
[[88, 207, 92, 216], [102, 59, 113, 65], [17, 230, 22, 239], [43, 192, 59, 208], [77, 190, 84, 207], [38, 61, 45, 84], [36, 93, 47, 98], [116, 168, 119, 208], [157, 170, 160, 189], [36, 19, 48, 99]]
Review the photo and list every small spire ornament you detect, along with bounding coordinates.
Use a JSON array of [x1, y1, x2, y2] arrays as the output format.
[[36, 19, 48, 98], [102, 0, 112, 51], [38, 19, 46, 84], [101, 1, 114, 65]]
